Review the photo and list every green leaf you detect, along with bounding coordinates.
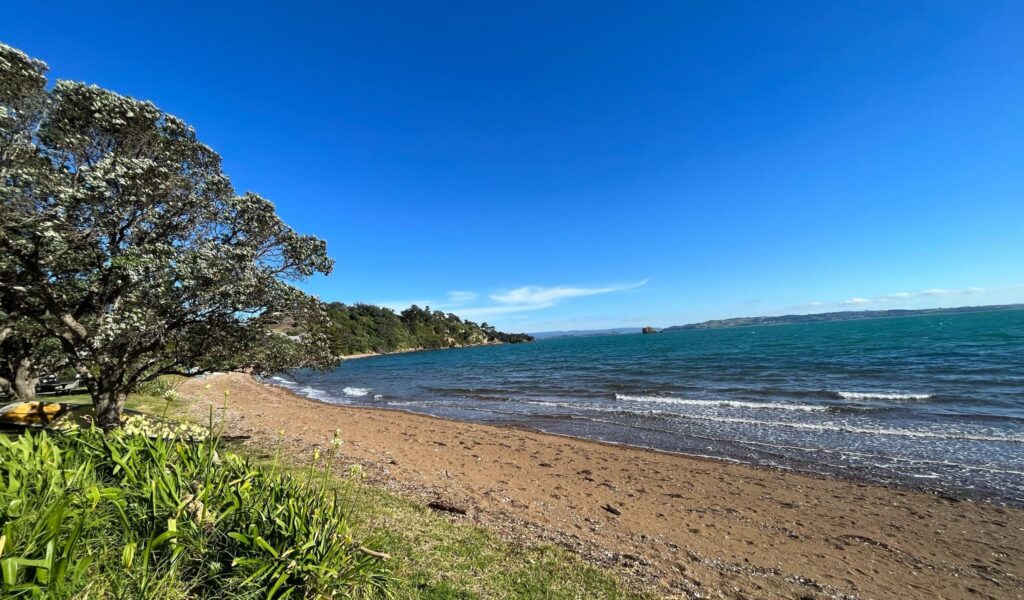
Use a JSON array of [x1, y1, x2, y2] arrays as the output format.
[[1, 557, 18, 585], [122, 542, 137, 569], [266, 572, 290, 599], [254, 535, 279, 557]]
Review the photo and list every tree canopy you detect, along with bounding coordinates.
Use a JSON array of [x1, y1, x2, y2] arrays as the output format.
[[0, 43, 337, 427], [294, 303, 533, 357]]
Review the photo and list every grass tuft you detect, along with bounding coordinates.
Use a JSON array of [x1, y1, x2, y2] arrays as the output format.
[[275, 463, 654, 600]]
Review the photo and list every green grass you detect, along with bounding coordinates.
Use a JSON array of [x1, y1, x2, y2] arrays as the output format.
[[261, 460, 651, 600], [355, 488, 649, 599], [38, 392, 170, 412], [5, 385, 651, 599], [36, 382, 191, 424]]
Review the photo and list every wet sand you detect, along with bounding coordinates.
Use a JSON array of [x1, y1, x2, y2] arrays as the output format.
[[181, 373, 1023, 599]]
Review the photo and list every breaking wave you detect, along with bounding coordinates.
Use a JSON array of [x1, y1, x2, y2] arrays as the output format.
[[521, 399, 1023, 443], [615, 394, 826, 412], [669, 413, 1024, 443], [298, 386, 337, 402], [837, 391, 933, 401]]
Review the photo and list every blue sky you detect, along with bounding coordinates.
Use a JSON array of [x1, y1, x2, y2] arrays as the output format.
[[4, 2, 1023, 331]]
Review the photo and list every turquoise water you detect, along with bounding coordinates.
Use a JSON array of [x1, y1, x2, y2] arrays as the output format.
[[273, 309, 1024, 504]]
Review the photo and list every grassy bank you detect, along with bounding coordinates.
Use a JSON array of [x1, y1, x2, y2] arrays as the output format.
[[0, 391, 648, 599], [292, 468, 650, 600]]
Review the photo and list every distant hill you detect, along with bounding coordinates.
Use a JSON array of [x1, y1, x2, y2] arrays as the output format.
[[531, 328, 643, 339], [662, 304, 1024, 332]]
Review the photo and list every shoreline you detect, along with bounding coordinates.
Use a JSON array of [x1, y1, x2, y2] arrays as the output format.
[[182, 372, 1023, 599], [341, 342, 504, 361], [341, 347, 425, 361], [266, 375, 1007, 507], [262, 375, 1020, 508]]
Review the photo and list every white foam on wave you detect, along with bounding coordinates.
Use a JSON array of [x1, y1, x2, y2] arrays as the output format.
[[522, 399, 1024, 443], [522, 399, 660, 414], [261, 377, 352, 405], [615, 394, 826, 412], [299, 386, 332, 401], [674, 413, 1024, 443], [838, 391, 933, 401], [343, 387, 371, 397]]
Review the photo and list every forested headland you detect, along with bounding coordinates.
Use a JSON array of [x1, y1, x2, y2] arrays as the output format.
[[286, 303, 534, 357]]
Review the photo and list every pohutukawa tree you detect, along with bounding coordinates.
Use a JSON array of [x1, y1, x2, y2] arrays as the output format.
[[0, 43, 339, 428], [0, 307, 65, 401]]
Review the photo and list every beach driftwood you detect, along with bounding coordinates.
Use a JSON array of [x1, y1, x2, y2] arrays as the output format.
[[428, 500, 469, 515]]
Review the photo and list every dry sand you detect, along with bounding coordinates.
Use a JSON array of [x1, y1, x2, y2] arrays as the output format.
[[181, 373, 1023, 599]]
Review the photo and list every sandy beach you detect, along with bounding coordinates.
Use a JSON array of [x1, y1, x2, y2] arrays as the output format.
[[181, 373, 1023, 599]]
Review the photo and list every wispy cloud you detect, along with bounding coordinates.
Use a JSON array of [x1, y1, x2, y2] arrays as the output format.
[[490, 281, 648, 306], [878, 292, 913, 301], [375, 280, 648, 322], [378, 290, 478, 312], [446, 290, 479, 304], [803, 286, 994, 311], [880, 287, 984, 301], [453, 303, 557, 318], [459, 281, 649, 319]]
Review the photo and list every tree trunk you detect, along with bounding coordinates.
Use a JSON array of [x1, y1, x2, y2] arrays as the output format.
[[94, 387, 127, 431], [11, 357, 37, 401]]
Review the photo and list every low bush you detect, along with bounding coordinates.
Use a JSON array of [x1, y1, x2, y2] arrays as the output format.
[[0, 426, 391, 599], [134, 376, 184, 402]]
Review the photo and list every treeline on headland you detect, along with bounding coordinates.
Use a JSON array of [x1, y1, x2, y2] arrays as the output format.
[[318, 303, 534, 356]]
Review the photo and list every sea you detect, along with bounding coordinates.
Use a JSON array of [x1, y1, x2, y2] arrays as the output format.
[[268, 308, 1024, 505]]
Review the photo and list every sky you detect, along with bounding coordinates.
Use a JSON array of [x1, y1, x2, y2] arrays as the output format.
[[4, 1, 1023, 332]]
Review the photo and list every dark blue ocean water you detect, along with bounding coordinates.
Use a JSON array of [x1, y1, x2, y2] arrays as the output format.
[[272, 309, 1024, 504]]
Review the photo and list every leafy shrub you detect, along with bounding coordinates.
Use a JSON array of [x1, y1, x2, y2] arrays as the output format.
[[0, 427, 391, 598], [51, 412, 210, 441], [135, 376, 182, 401]]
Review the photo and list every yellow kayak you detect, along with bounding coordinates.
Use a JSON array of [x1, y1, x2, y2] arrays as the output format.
[[0, 401, 67, 426]]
